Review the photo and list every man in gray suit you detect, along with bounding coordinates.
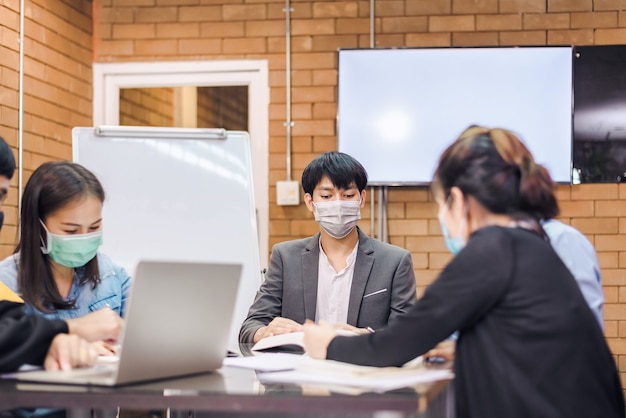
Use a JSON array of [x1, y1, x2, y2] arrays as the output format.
[[239, 152, 417, 344]]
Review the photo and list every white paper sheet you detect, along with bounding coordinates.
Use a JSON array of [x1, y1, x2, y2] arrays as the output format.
[[258, 368, 454, 393], [222, 353, 308, 372]]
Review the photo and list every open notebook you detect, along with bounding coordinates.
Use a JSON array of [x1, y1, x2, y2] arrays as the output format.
[[8, 260, 242, 386], [251, 329, 359, 352]]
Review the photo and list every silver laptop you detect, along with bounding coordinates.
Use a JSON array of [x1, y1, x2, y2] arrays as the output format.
[[11, 260, 242, 386]]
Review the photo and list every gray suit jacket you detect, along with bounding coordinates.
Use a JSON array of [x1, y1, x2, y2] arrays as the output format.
[[239, 228, 417, 343]]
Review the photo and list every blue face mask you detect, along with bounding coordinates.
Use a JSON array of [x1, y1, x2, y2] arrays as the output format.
[[40, 220, 103, 268], [438, 201, 467, 255]]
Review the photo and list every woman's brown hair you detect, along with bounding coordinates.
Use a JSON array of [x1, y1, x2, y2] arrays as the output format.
[[432, 125, 559, 221]]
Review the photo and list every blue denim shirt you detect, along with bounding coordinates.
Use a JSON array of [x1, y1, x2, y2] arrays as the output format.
[[0, 252, 131, 320]]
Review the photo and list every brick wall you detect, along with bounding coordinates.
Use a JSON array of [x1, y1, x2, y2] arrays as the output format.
[[0, 0, 93, 256], [119, 87, 174, 127], [92, 0, 626, 387], [197, 86, 248, 130]]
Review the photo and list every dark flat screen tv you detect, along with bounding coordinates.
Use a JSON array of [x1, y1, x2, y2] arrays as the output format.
[[573, 45, 626, 183], [337, 47, 573, 185]]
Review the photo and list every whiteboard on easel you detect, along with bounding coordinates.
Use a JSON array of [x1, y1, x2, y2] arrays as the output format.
[[72, 126, 262, 350]]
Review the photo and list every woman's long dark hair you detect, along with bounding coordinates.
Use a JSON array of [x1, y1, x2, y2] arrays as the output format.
[[432, 126, 559, 223], [16, 161, 105, 312]]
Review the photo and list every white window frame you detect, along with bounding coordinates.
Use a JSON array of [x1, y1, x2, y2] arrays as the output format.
[[93, 60, 269, 268]]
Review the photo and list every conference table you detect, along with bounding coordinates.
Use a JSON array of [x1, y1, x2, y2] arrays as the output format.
[[0, 353, 454, 418]]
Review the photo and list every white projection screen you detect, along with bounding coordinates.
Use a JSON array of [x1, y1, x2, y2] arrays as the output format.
[[337, 47, 573, 185]]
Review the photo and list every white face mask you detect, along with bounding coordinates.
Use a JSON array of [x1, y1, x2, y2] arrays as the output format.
[[313, 200, 361, 239]]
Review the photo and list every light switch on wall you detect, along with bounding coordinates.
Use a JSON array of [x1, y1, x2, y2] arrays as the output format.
[[276, 180, 300, 206]]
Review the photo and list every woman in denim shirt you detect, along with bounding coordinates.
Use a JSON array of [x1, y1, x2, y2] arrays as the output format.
[[0, 253, 130, 320], [0, 161, 130, 353]]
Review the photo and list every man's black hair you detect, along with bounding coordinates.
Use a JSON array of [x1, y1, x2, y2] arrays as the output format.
[[0, 136, 16, 179], [301, 151, 368, 195]]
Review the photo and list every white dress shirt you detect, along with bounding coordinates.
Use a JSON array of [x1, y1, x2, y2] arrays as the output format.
[[315, 240, 359, 324]]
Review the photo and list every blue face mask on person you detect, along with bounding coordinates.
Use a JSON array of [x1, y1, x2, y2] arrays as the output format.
[[40, 220, 103, 268], [438, 199, 467, 255]]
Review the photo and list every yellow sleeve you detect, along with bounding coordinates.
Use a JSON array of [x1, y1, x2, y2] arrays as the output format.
[[0, 282, 23, 303]]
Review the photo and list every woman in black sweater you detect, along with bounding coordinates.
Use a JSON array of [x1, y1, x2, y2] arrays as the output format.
[[303, 126, 625, 418]]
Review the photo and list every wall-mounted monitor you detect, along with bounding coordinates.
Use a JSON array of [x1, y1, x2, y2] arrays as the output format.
[[573, 45, 626, 183], [337, 47, 573, 185]]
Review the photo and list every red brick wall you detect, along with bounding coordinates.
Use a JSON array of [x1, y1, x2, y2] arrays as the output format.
[[0, 0, 93, 255], [92, 0, 626, 387]]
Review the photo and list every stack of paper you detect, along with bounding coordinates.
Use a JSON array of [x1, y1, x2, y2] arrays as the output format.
[[257, 357, 454, 393], [223, 353, 307, 372]]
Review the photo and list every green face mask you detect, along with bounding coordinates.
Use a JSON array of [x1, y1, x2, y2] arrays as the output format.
[[40, 220, 103, 268]]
